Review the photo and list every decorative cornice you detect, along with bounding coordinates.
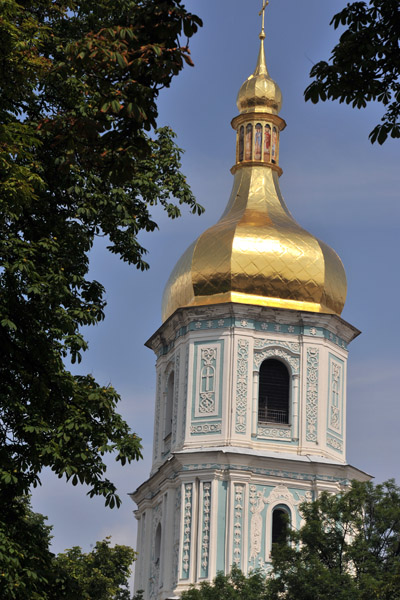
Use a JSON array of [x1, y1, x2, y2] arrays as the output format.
[[231, 112, 286, 130], [146, 304, 360, 355]]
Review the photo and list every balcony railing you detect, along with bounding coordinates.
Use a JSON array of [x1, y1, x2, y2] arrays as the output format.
[[258, 407, 289, 424]]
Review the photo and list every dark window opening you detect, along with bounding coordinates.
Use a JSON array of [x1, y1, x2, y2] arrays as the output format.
[[165, 371, 174, 438], [258, 359, 289, 424], [154, 522, 162, 565], [272, 508, 288, 545]]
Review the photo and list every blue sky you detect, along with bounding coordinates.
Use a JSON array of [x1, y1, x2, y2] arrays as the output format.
[[32, 0, 400, 566]]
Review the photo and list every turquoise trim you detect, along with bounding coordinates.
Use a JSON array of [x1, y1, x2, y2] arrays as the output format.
[[157, 318, 348, 357]]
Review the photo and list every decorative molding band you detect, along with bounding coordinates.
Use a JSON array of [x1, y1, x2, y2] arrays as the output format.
[[235, 339, 249, 434], [233, 484, 245, 568], [181, 463, 350, 485], [200, 483, 212, 578], [181, 484, 193, 580], [257, 426, 292, 440], [306, 347, 319, 443], [190, 422, 222, 435], [157, 318, 348, 357]]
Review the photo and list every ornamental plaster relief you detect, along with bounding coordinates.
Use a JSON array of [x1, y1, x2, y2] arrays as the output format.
[[327, 435, 343, 453], [249, 485, 268, 562], [196, 347, 219, 417], [235, 339, 249, 434], [266, 484, 303, 507], [155, 315, 349, 359], [253, 346, 300, 374], [181, 483, 193, 580], [254, 339, 300, 353], [306, 347, 319, 443], [233, 484, 245, 567], [190, 422, 222, 434], [200, 483, 212, 578], [328, 356, 343, 437], [257, 425, 291, 440]]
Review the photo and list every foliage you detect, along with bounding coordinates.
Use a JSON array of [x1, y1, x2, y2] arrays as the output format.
[[305, 0, 400, 144], [180, 567, 270, 600], [0, 496, 55, 600], [269, 479, 400, 600], [0, 496, 136, 600], [54, 537, 135, 600], [0, 0, 203, 510]]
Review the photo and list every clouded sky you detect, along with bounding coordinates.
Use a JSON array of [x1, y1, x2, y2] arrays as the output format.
[[32, 0, 400, 574]]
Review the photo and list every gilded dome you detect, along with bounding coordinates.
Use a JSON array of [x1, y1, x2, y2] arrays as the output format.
[[162, 167, 347, 322], [237, 38, 282, 115], [161, 36, 347, 323]]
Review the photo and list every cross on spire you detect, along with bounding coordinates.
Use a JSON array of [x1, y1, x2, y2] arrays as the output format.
[[259, 0, 269, 39]]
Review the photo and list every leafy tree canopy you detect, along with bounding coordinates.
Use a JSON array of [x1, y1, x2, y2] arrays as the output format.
[[0, 0, 203, 509], [54, 537, 135, 600], [0, 496, 135, 600], [305, 0, 400, 144], [269, 479, 400, 600], [179, 567, 270, 600]]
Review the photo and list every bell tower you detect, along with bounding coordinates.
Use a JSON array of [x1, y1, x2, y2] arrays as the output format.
[[131, 5, 369, 599]]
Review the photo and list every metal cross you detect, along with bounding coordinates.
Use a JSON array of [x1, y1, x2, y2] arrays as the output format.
[[259, 0, 269, 34]]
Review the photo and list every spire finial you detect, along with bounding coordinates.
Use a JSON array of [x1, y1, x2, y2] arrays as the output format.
[[254, 0, 269, 76], [259, 0, 269, 40]]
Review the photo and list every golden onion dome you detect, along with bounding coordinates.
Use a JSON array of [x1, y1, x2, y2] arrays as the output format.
[[161, 31, 347, 323], [237, 34, 282, 115]]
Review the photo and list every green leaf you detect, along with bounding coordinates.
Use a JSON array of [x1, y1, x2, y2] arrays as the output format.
[[1, 318, 17, 331]]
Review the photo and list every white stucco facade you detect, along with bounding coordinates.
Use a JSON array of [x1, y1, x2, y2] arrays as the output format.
[[131, 303, 370, 599]]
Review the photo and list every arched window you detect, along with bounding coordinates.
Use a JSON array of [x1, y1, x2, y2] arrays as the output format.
[[164, 371, 174, 438], [245, 124, 253, 160], [272, 507, 289, 545], [239, 126, 244, 162], [258, 359, 290, 424], [254, 123, 262, 160], [154, 522, 162, 565]]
